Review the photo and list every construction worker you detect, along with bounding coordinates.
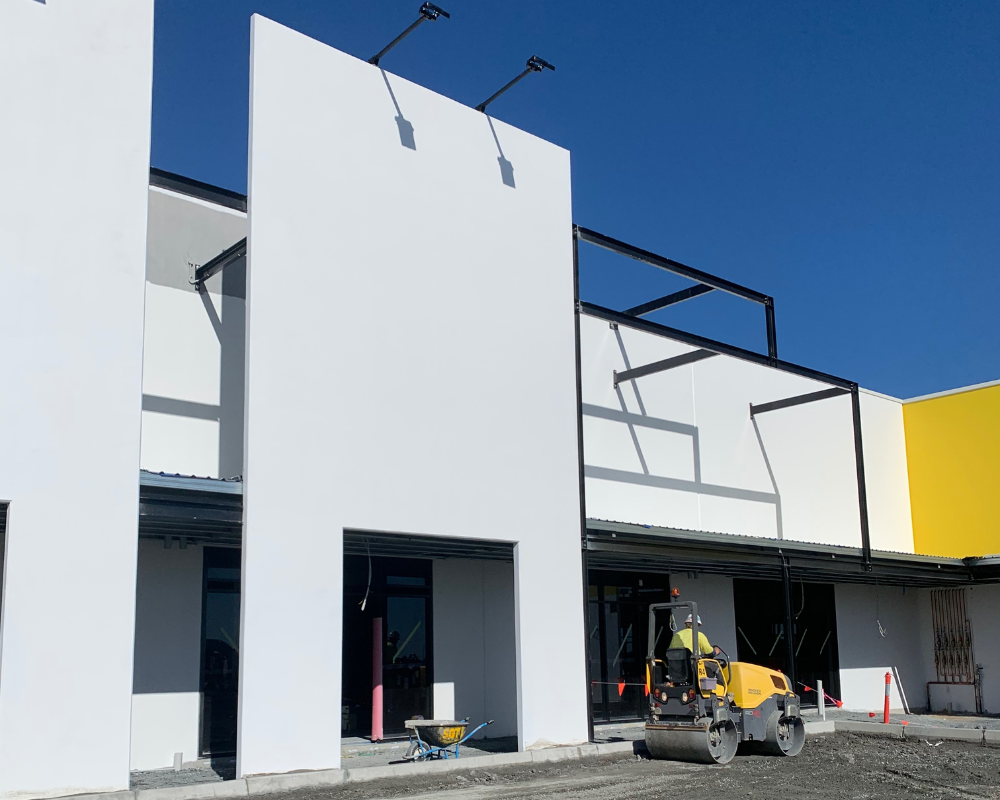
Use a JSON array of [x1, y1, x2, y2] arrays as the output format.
[[669, 614, 721, 657]]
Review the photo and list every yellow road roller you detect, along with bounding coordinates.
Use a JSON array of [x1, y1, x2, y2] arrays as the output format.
[[644, 600, 804, 764]]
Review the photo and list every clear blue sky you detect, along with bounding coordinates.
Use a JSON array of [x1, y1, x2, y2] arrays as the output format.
[[152, 1, 998, 398]]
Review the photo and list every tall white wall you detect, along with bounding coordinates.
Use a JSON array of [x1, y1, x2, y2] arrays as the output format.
[[835, 584, 928, 711], [239, 16, 586, 776], [141, 187, 247, 479], [0, 2, 154, 796], [130, 541, 204, 771], [433, 560, 517, 738], [581, 314, 915, 551]]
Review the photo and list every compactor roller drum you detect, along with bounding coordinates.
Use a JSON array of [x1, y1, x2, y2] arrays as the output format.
[[645, 720, 738, 765], [762, 711, 804, 757]]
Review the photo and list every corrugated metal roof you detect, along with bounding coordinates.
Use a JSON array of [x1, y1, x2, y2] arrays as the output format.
[[140, 470, 243, 495]]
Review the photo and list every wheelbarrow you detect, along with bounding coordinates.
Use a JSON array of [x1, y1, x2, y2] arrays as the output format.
[[402, 717, 494, 760]]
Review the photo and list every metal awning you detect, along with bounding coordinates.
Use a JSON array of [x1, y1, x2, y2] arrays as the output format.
[[585, 519, 988, 588], [344, 530, 514, 562], [138, 471, 242, 547]]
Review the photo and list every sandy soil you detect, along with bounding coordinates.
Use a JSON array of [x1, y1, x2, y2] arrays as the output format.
[[268, 733, 1000, 800]]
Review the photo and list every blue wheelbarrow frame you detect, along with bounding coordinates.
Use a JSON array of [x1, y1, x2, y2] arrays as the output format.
[[403, 718, 494, 761]]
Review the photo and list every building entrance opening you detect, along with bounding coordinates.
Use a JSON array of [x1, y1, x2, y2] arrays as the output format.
[[588, 570, 673, 722], [342, 555, 432, 739], [200, 547, 241, 756], [732, 578, 840, 704]]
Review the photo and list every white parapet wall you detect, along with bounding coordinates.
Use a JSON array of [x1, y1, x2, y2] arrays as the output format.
[[239, 16, 587, 777], [0, 1, 154, 797], [580, 314, 915, 551]]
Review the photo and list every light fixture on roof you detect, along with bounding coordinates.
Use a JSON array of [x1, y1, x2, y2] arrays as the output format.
[[369, 2, 450, 67], [475, 55, 555, 113]]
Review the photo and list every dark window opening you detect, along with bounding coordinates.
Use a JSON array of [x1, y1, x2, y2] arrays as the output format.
[[200, 547, 241, 757], [732, 578, 840, 704]]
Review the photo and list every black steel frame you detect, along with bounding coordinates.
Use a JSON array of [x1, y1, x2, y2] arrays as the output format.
[[573, 226, 873, 570], [575, 225, 779, 362], [193, 237, 247, 288]]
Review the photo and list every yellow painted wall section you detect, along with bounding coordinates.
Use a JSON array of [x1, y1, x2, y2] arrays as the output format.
[[904, 384, 1000, 557]]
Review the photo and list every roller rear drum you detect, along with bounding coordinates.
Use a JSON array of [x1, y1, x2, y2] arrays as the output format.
[[645, 720, 738, 765]]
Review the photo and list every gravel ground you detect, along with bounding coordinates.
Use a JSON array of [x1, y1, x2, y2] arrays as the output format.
[[130, 758, 235, 790], [263, 733, 1000, 800]]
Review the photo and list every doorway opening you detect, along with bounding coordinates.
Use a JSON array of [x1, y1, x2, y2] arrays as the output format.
[[342, 555, 433, 739], [732, 578, 840, 703], [200, 547, 241, 756], [588, 570, 673, 722]]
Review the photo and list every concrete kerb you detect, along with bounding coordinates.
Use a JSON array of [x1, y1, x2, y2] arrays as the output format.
[[52, 721, 1000, 800]]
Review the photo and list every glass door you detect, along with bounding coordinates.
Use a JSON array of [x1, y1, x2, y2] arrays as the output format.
[[383, 591, 431, 734], [200, 547, 241, 756]]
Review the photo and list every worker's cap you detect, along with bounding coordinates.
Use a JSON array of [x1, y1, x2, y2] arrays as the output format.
[[684, 614, 702, 625]]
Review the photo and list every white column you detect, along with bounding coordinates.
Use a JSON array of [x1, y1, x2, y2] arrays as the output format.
[[0, 2, 154, 797]]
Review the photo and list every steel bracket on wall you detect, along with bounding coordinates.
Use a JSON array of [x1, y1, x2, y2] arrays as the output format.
[[613, 348, 717, 388], [191, 237, 246, 288]]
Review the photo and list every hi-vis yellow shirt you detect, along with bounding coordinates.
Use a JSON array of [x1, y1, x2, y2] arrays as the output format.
[[669, 628, 713, 655]]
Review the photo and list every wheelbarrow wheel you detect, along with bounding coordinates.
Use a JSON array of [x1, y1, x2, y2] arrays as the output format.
[[404, 741, 424, 761]]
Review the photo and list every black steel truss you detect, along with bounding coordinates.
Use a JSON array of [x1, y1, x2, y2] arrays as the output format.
[[578, 249, 873, 567], [574, 225, 778, 361], [192, 238, 246, 287]]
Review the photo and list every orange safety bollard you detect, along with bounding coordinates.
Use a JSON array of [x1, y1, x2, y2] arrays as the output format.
[[883, 672, 891, 724]]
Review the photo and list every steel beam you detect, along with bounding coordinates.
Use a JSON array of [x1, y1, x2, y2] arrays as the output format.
[[623, 284, 715, 317], [851, 386, 873, 571], [193, 237, 246, 287], [749, 387, 849, 418], [613, 348, 717, 388], [581, 301, 854, 390], [575, 226, 769, 305]]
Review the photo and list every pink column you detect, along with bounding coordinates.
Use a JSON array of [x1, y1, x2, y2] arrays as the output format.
[[372, 617, 384, 741]]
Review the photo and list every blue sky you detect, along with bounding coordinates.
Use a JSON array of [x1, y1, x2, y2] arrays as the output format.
[[152, 1, 998, 398]]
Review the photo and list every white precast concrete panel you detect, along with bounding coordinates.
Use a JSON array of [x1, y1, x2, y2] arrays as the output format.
[[241, 17, 585, 776], [858, 391, 915, 554], [835, 584, 928, 711], [0, 1, 153, 796]]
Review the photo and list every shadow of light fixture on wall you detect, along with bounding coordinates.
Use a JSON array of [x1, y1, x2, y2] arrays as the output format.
[[381, 70, 416, 150], [486, 115, 515, 188]]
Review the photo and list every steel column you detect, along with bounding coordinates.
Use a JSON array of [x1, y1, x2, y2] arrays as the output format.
[[780, 552, 797, 690], [573, 229, 595, 742], [850, 386, 873, 570]]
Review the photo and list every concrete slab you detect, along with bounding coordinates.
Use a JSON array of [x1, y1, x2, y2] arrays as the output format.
[[804, 721, 836, 735], [136, 780, 248, 800], [903, 725, 985, 742], [835, 721, 904, 737], [245, 770, 344, 795]]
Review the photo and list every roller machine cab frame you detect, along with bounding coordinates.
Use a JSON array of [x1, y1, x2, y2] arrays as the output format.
[[644, 600, 804, 764]]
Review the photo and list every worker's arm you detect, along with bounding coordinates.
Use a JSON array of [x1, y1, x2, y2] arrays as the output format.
[[699, 633, 714, 656]]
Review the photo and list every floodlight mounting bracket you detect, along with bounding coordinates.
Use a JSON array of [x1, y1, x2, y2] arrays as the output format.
[[475, 55, 555, 113], [369, 2, 450, 67]]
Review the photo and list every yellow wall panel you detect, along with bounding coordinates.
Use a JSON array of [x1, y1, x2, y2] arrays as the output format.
[[904, 384, 1000, 557]]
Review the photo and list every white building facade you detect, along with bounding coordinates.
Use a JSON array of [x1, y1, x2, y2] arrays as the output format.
[[1, 5, 998, 798]]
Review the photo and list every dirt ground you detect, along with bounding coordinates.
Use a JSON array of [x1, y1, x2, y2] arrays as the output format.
[[270, 733, 1000, 800]]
